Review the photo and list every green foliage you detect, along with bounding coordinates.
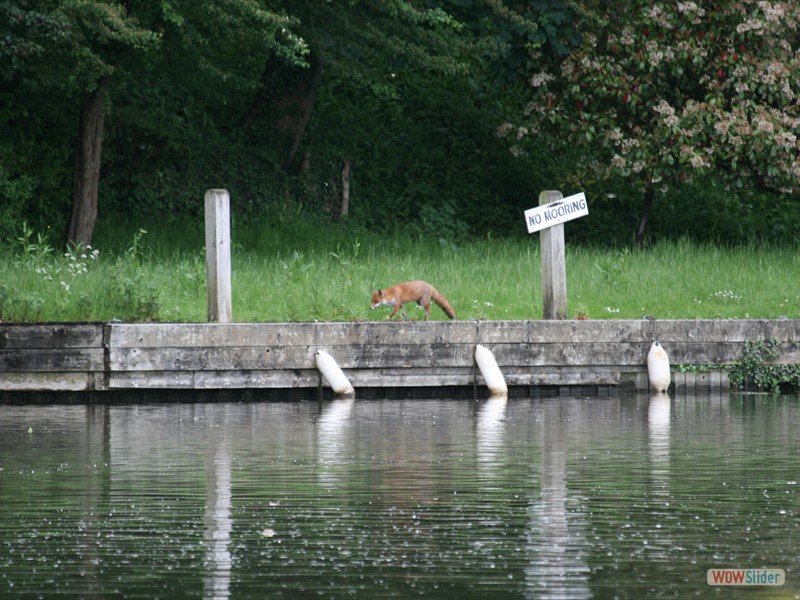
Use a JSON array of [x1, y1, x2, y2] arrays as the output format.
[[508, 1, 800, 204], [0, 162, 36, 242], [674, 363, 716, 374], [566, 173, 800, 246], [0, 2, 70, 79], [452, 0, 580, 83], [105, 228, 161, 321], [108, 269, 161, 321], [2, 0, 800, 250], [15, 221, 55, 267], [0, 224, 161, 322], [729, 338, 800, 394]]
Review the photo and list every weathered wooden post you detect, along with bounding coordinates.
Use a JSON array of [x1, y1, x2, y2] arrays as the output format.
[[539, 190, 568, 319], [524, 190, 588, 320], [205, 189, 232, 323]]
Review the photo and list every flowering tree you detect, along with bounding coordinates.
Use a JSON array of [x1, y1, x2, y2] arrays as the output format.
[[502, 1, 800, 245]]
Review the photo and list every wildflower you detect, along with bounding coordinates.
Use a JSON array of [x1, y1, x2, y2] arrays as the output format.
[[709, 290, 741, 303]]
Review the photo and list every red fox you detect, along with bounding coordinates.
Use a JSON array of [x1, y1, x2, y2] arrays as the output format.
[[370, 280, 456, 321]]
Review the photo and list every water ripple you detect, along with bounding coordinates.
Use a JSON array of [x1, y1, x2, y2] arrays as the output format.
[[0, 394, 798, 598]]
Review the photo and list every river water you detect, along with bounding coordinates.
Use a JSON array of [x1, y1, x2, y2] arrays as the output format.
[[0, 392, 798, 599]]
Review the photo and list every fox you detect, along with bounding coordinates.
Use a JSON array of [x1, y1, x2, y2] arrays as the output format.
[[370, 280, 456, 321]]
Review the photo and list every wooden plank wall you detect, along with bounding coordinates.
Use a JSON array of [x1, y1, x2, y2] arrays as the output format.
[[1, 320, 799, 394]]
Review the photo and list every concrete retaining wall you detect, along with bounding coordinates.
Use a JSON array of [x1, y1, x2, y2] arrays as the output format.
[[0, 320, 800, 398], [1, 320, 799, 396]]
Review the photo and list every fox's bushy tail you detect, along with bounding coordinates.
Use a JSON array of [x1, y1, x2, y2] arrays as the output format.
[[431, 288, 456, 320]]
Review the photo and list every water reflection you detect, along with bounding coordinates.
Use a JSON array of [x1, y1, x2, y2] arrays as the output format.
[[476, 395, 507, 480], [647, 393, 672, 563], [317, 397, 355, 489], [203, 430, 232, 600], [526, 406, 591, 599], [1, 393, 799, 599], [648, 393, 671, 489]]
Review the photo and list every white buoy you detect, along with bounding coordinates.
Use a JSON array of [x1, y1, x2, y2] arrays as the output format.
[[475, 344, 508, 397], [647, 341, 671, 394], [315, 350, 355, 397]]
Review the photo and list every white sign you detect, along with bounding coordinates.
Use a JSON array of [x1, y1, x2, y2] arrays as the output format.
[[524, 192, 588, 234]]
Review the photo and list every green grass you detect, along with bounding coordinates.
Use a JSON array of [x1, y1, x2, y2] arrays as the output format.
[[1, 219, 798, 323]]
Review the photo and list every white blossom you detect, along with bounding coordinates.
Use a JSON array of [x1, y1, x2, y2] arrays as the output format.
[[653, 99, 675, 116], [529, 72, 554, 88]]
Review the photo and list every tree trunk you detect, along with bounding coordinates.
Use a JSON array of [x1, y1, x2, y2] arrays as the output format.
[[240, 55, 281, 130], [276, 53, 323, 169], [341, 160, 351, 218], [635, 185, 655, 248], [65, 79, 108, 249], [242, 53, 324, 169]]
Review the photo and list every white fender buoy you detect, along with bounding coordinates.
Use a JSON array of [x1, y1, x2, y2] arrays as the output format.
[[315, 350, 355, 397], [475, 344, 508, 397], [647, 341, 671, 394]]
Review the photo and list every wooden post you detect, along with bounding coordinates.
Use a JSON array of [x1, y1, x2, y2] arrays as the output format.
[[539, 190, 567, 319], [341, 159, 351, 218], [205, 189, 232, 323]]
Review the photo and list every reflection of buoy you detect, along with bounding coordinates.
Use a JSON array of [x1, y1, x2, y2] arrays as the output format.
[[475, 344, 508, 397], [648, 392, 671, 428], [315, 350, 355, 397], [647, 341, 671, 394]]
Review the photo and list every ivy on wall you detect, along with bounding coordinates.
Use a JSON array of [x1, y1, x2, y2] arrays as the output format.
[[729, 338, 800, 394]]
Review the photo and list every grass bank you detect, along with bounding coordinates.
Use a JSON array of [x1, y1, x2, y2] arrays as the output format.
[[1, 219, 798, 323]]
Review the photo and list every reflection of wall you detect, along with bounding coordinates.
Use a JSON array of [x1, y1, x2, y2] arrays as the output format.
[[108, 405, 241, 600], [0, 406, 112, 597]]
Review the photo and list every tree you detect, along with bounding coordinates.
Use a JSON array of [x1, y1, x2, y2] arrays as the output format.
[[3, 1, 308, 248], [503, 0, 800, 246], [47, 1, 159, 249], [61, 0, 300, 247], [240, 1, 487, 170], [0, 2, 72, 238], [235, 0, 577, 230], [0, 0, 580, 242]]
